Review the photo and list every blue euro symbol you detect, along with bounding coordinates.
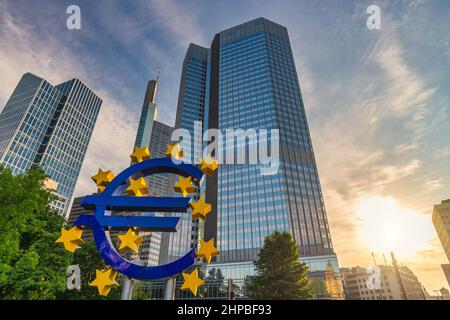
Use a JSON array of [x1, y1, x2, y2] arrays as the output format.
[[74, 158, 204, 280]]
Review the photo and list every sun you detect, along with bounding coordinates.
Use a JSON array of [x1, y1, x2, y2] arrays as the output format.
[[355, 195, 435, 258]]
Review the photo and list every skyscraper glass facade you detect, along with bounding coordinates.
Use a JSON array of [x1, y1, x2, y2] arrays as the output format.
[[0, 73, 102, 214], [165, 18, 340, 286], [140, 120, 174, 266], [159, 44, 208, 264], [125, 78, 172, 267], [214, 19, 334, 264], [135, 80, 158, 148]]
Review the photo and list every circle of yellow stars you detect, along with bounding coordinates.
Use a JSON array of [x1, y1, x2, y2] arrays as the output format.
[[55, 144, 220, 297]]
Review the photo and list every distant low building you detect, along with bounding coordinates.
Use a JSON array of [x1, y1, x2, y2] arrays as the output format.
[[425, 287, 450, 300], [340, 265, 425, 300], [66, 196, 94, 242]]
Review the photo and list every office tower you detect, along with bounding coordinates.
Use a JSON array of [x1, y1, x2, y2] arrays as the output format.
[[0, 73, 101, 214], [139, 120, 174, 266], [126, 78, 175, 266], [340, 265, 425, 300], [159, 44, 208, 264], [208, 17, 338, 286], [135, 80, 158, 148], [174, 44, 208, 164], [432, 199, 450, 262], [166, 18, 341, 293]]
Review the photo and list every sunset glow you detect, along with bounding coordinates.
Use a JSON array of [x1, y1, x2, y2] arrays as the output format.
[[356, 196, 435, 258]]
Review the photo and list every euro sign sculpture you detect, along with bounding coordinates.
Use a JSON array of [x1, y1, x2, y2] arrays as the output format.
[[74, 157, 204, 280]]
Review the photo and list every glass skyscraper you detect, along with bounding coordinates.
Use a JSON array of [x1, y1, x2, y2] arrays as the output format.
[[166, 18, 340, 287], [134, 80, 158, 149], [126, 78, 176, 266], [140, 120, 174, 266], [159, 44, 208, 264], [0, 73, 101, 215]]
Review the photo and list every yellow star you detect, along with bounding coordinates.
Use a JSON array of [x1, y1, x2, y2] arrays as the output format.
[[91, 169, 114, 192], [196, 238, 219, 263], [173, 176, 196, 197], [200, 156, 218, 176], [125, 177, 149, 196], [55, 226, 85, 253], [190, 198, 211, 221], [130, 146, 150, 163], [180, 268, 205, 296], [117, 228, 143, 254], [89, 268, 119, 296], [165, 143, 184, 160]]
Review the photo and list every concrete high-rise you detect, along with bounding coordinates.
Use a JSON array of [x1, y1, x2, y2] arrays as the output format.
[[164, 18, 340, 292], [432, 199, 450, 286], [0, 73, 101, 214], [432, 199, 450, 262]]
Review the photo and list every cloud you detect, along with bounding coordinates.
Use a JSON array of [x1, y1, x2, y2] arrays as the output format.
[[294, 53, 318, 110], [425, 178, 444, 191], [143, 0, 208, 47], [372, 41, 434, 114], [436, 148, 450, 159], [371, 159, 421, 187], [362, 35, 437, 131], [394, 142, 418, 155], [74, 94, 136, 197]]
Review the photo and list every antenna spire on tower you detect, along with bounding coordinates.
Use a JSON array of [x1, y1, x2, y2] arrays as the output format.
[[371, 252, 378, 265]]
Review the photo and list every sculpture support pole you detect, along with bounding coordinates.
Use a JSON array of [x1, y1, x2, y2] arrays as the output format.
[[121, 277, 134, 300], [164, 277, 176, 300]]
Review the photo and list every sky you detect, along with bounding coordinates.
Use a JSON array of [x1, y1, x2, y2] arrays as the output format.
[[0, 0, 449, 291]]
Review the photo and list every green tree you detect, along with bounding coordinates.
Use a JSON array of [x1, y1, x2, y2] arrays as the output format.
[[57, 241, 122, 300], [248, 231, 314, 300], [131, 286, 149, 300], [0, 167, 72, 299]]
